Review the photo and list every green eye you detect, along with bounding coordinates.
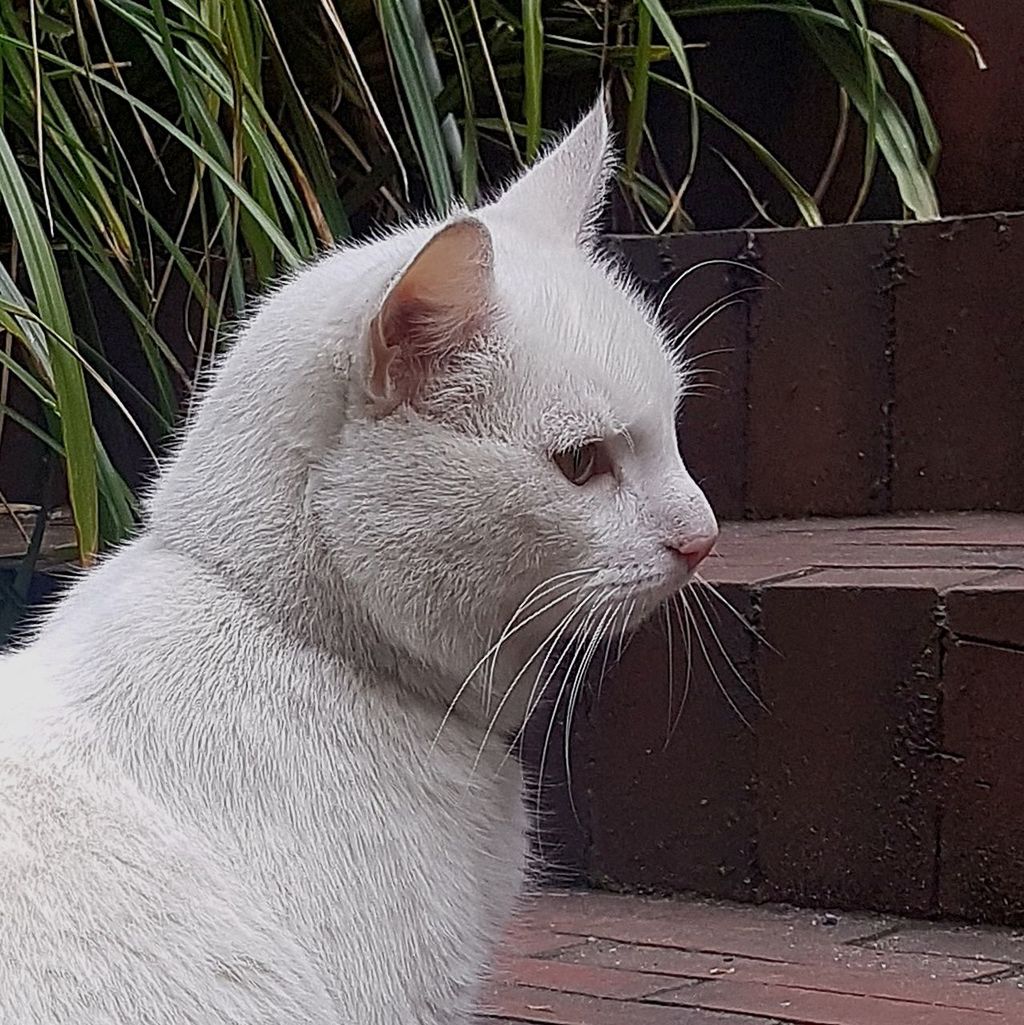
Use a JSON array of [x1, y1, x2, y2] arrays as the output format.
[[553, 441, 611, 486]]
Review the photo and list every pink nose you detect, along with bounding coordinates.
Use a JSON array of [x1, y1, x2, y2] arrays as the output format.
[[668, 534, 718, 573]]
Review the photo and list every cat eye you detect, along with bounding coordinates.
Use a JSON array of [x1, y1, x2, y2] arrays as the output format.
[[553, 442, 611, 486]]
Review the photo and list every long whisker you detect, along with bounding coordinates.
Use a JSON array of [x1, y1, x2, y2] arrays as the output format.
[[596, 597, 635, 705], [474, 590, 597, 774], [615, 599, 637, 666], [694, 574, 778, 654], [683, 588, 752, 729], [667, 591, 696, 744], [433, 570, 599, 747], [689, 584, 767, 713], [534, 595, 609, 845], [662, 601, 675, 747], [484, 568, 603, 711], [563, 600, 618, 822], [674, 287, 762, 349], [674, 345, 735, 369], [654, 258, 775, 323], [501, 589, 605, 772], [516, 592, 600, 743]]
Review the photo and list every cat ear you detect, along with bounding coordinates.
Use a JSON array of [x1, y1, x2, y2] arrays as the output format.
[[367, 217, 493, 415], [490, 94, 613, 244]]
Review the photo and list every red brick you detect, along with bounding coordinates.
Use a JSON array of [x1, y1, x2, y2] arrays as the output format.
[[491, 894, 1024, 1022], [939, 640, 1024, 924], [550, 936, 765, 980], [658, 977, 1013, 1025], [862, 922, 1024, 966], [579, 595, 761, 901], [755, 581, 942, 914], [525, 515, 1024, 917], [702, 514, 1024, 588], [718, 512, 1023, 548], [745, 223, 891, 517], [697, 961, 1014, 1014], [522, 892, 892, 965], [551, 935, 1006, 987], [478, 983, 779, 1025], [491, 956, 685, 1001], [499, 920, 585, 958], [892, 216, 1024, 512], [780, 567, 996, 590], [945, 572, 1024, 647]]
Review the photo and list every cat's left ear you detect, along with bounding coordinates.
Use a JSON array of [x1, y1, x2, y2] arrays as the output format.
[[489, 94, 613, 246], [367, 217, 493, 415]]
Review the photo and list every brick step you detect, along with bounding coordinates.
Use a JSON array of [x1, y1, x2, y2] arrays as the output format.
[[526, 512, 1024, 925]]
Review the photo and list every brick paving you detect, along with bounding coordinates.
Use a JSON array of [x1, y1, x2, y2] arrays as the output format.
[[477, 890, 1024, 1024]]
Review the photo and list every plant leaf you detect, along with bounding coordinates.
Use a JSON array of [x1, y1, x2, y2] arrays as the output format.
[[0, 124, 99, 563]]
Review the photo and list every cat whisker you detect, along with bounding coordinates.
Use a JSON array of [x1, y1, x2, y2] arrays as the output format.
[[663, 601, 675, 748], [615, 598, 637, 667], [667, 591, 695, 745], [477, 579, 593, 717], [693, 574, 778, 654], [688, 585, 769, 713], [688, 585, 764, 722], [677, 298, 756, 362], [562, 599, 619, 822], [674, 288, 762, 352], [482, 568, 600, 718], [671, 349, 732, 383], [433, 569, 599, 748], [595, 597, 635, 705], [674, 345, 735, 368], [518, 595, 598, 733], [475, 590, 598, 774], [689, 594, 752, 730], [653, 258, 775, 323], [679, 383, 725, 398], [534, 594, 611, 844], [497, 588, 605, 773]]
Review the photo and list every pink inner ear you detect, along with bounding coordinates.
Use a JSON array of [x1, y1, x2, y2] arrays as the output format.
[[370, 299, 440, 411], [368, 219, 494, 413]]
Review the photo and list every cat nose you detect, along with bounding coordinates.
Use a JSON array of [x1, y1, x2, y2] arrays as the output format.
[[666, 533, 718, 573]]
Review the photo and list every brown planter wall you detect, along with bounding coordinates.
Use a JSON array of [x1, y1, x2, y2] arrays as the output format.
[[607, 212, 1024, 520]]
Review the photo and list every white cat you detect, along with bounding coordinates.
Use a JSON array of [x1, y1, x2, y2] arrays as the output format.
[[0, 100, 717, 1024]]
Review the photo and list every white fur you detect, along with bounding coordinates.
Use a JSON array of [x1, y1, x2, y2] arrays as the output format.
[[0, 101, 716, 1024]]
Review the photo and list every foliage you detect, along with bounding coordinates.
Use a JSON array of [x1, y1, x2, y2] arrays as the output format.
[[0, 0, 981, 565]]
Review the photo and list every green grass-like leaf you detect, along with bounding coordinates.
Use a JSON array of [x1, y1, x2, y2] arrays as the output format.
[[0, 0, 981, 573], [0, 125, 99, 563]]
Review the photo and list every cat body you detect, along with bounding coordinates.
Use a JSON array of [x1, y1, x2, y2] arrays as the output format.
[[1, 541, 522, 1024], [0, 101, 717, 1023]]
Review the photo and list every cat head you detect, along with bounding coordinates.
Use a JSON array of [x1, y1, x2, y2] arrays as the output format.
[[306, 99, 718, 700]]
